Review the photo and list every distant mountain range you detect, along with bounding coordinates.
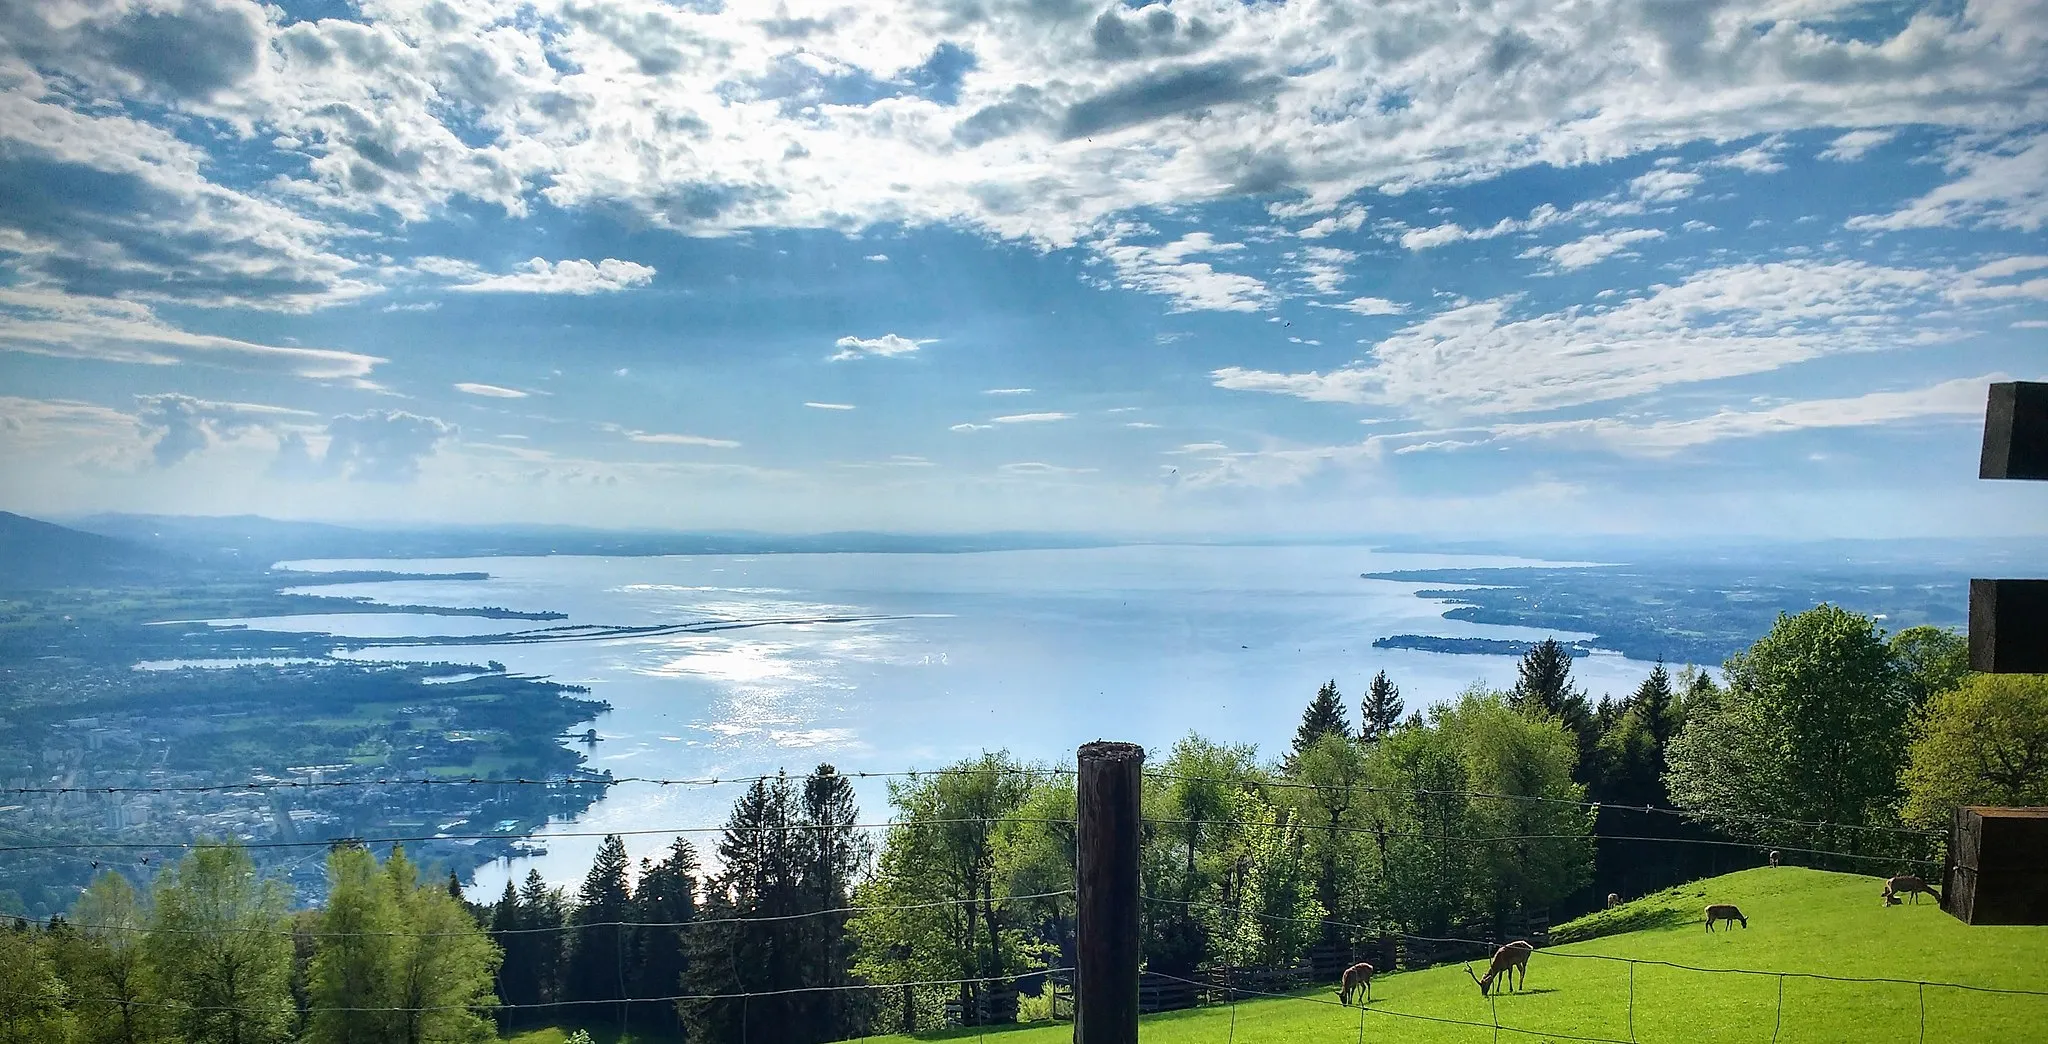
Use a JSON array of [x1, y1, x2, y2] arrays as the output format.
[[61, 513, 1118, 565], [0, 511, 187, 590]]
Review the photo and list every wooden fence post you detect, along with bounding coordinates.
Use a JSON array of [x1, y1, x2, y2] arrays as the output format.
[[1075, 740, 1144, 1044], [1973, 381, 2048, 672]]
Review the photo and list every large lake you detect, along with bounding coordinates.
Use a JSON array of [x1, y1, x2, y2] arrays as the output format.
[[236, 544, 1661, 895]]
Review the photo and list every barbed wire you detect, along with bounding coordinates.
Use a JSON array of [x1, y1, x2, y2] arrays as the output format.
[[1140, 817, 1939, 867], [1142, 969, 1640, 1044], [1138, 895, 2047, 997], [1, 765, 1071, 797], [21, 889, 1077, 940], [0, 816, 1078, 854], [1141, 770, 1944, 838], [30, 968, 1072, 1016]]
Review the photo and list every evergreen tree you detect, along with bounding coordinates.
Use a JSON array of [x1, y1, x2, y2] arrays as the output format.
[[797, 765, 870, 1042], [513, 871, 565, 1016], [566, 836, 634, 1028], [630, 839, 699, 1035], [1633, 661, 1678, 751], [1509, 640, 1596, 778], [1359, 671, 1404, 743], [1290, 680, 1351, 764], [487, 882, 523, 1011], [682, 777, 800, 1043]]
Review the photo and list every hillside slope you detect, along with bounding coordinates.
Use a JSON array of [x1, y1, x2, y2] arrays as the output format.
[[833, 868, 2044, 1044], [0, 510, 178, 590]]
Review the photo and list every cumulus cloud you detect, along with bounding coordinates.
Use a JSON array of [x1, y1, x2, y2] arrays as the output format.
[[133, 393, 309, 466], [1213, 260, 1946, 417], [1523, 228, 1666, 270], [1093, 229, 1270, 312], [448, 258, 658, 295], [277, 410, 456, 483], [831, 333, 935, 361]]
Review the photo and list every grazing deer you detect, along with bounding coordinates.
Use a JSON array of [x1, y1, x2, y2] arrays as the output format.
[[1705, 904, 1748, 931], [1338, 961, 1374, 1005], [1769, 850, 1780, 867], [1465, 940, 1534, 996], [1882, 875, 1940, 906], [1606, 893, 1621, 908]]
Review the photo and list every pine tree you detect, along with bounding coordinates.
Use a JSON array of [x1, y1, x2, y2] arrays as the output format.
[[798, 765, 872, 1041], [1632, 661, 1677, 751], [566, 836, 635, 1027], [1360, 671, 1404, 743], [488, 881, 525, 1012], [1290, 680, 1351, 764], [1509, 639, 1596, 778], [513, 871, 565, 1017], [630, 839, 699, 1035]]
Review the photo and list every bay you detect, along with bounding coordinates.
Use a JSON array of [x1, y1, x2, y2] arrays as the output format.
[[225, 544, 1660, 895]]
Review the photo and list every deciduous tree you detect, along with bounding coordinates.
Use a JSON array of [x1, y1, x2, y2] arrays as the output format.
[[1902, 674, 2048, 827]]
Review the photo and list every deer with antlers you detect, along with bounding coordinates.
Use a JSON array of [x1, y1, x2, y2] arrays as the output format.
[[1882, 875, 1940, 906], [1337, 961, 1374, 1005], [1705, 903, 1748, 931], [1465, 940, 1533, 996]]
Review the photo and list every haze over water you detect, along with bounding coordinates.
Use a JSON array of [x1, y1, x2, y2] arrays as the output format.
[[238, 544, 1660, 894]]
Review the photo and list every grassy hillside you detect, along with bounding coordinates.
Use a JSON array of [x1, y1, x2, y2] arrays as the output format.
[[828, 868, 2043, 1044]]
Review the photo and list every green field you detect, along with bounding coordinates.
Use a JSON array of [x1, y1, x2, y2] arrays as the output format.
[[508, 868, 2044, 1043]]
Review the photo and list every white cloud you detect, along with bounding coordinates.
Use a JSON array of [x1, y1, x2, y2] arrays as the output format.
[[1214, 260, 1945, 416], [280, 411, 456, 483], [950, 422, 994, 432], [1125, 421, 1162, 429], [0, 289, 383, 379], [831, 333, 935, 361], [803, 401, 857, 410], [1849, 132, 2048, 233], [1322, 296, 1406, 316], [983, 388, 1033, 395], [1491, 376, 2001, 455], [992, 412, 1073, 424], [1295, 207, 1368, 239], [1093, 230, 1270, 312], [999, 462, 1097, 475], [1526, 228, 1666, 270], [135, 393, 312, 467], [864, 254, 889, 262], [1711, 141, 1786, 174], [449, 258, 657, 295], [1820, 129, 1899, 162], [455, 382, 530, 398], [627, 431, 742, 448], [1629, 169, 1704, 203]]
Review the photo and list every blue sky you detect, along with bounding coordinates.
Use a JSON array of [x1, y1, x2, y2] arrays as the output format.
[[1, 0, 2045, 538]]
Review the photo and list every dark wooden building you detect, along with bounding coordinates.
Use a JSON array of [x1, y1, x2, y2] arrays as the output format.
[[1945, 807, 2048, 925]]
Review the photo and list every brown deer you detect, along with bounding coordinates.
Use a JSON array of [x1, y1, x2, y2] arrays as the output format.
[[1705, 904, 1748, 931], [1465, 940, 1533, 996], [1337, 961, 1374, 1005], [1769, 850, 1780, 867], [1606, 893, 1621, 908], [1882, 875, 1940, 906]]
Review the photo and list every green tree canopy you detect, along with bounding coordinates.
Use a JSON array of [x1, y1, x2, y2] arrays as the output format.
[[1665, 605, 1908, 860], [1902, 673, 2048, 827], [1890, 626, 1971, 714], [1509, 640, 1595, 776], [0, 923, 73, 1044], [146, 843, 295, 1044], [62, 871, 170, 1044]]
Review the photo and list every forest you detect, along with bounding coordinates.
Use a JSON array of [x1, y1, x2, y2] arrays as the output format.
[[4, 603, 2046, 1044]]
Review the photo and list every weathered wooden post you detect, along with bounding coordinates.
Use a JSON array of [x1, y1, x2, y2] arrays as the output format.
[[1972, 381, 2048, 672], [1075, 740, 1144, 1044]]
